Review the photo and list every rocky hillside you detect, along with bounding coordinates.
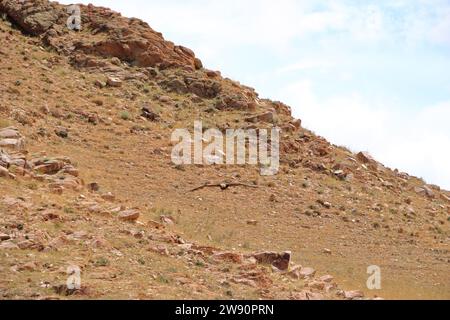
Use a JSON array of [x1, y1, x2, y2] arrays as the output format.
[[0, 0, 449, 300]]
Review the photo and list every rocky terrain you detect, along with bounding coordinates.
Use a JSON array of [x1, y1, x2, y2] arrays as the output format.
[[0, 0, 449, 300]]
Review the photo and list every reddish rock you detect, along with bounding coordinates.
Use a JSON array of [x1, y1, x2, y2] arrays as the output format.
[[245, 111, 275, 124], [101, 192, 115, 202], [118, 209, 140, 222], [291, 290, 324, 301]]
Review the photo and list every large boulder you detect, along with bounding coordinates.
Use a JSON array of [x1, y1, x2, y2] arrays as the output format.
[[245, 111, 276, 124], [247, 251, 292, 271]]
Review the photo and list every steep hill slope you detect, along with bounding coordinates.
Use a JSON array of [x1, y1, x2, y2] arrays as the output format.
[[0, 1, 449, 300]]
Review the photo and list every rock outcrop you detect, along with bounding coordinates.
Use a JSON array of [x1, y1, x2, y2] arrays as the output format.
[[0, 0, 202, 70]]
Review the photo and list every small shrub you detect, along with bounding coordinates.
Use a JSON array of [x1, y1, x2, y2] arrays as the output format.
[[94, 257, 110, 267], [120, 111, 131, 120]]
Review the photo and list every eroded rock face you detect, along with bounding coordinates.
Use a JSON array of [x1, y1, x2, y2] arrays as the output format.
[[0, 127, 25, 151], [0, 0, 202, 70], [248, 251, 292, 271]]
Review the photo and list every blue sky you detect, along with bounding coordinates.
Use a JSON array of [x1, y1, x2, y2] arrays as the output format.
[[61, 0, 450, 189]]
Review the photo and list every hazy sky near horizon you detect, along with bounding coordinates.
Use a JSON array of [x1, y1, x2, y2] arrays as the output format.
[[60, 0, 450, 189]]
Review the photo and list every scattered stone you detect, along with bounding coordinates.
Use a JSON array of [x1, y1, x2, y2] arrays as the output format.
[[87, 182, 100, 192], [149, 245, 169, 256], [249, 251, 291, 271], [205, 70, 221, 78], [160, 215, 175, 226], [54, 126, 68, 138], [0, 127, 21, 139], [159, 78, 187, 94], [141, 106, 160, 121], [159, 95, 172, 103], [0, 233, 11, 241], [42, 210, 60, 221], [247, 220, 258, 226], [186, 79, 221, 99], [18, 262, 37, 272], [291, 290, 324, 301], [52, 284, 82, 296], [0, 138, 25, 151], [317, 199, 332, 209], [0, 241, 19, 250], [440, 193, 450, 204], [17, 240, 35, 250], [308, 281, 326, 290], [414, 186, 435, 199], [344, 290, 364, 300], [356, 152, 374, 164], [319, 275, 334, 283], [110, 57, 121, 66], [118, 209, 140, 222], [287, 265, 303, 280], [48, 175, 82, 191], [107, 76, 122, 87], [212, 252, 244, 264], [245, 111, 275, 124], [101, 192, 115, 202], [0, 165, 14, 179], [290, 119, 302, 129], [147, 220, 165, 230], [34, 159, 66, 175], [94, 79, 106, 88], [60, 165, 79, 177]]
